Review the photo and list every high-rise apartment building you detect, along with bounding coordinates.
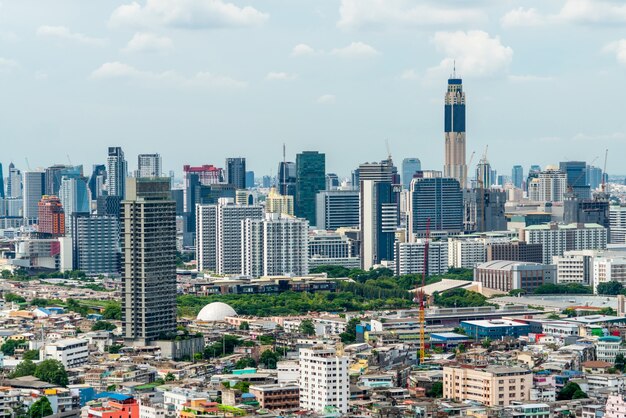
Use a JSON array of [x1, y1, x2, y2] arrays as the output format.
[[402, 158, 421, 189], [512, 165, 524, 189], [475, 156, 491, 188], [266, 188, 294, 216], [59, 176, 90, 233], [295, 151, 325, 225], [137, 154, 162, 178], [299, 347, 349, 414], [316, 190, 359, 230], [242, 213, 309, 277], [45, 165, 82, 196], [38, 195, 65, 237], [71, 215, 120, 276], [359, 158, 399, 270], [610, 206, 626, 244], [444, 76, 467, 187], [308, 230, 360, 270], [523, 222, 607, 264], [225, 157, 246, 190], [443, 366, 532, 406], [121, 177, 176, 344], [107, 147, 127, 198], [395, 240, 448, 276], [195, 199, 263, 274], [409, 177, 463, 238], [0, 163, 4, 199], [22, 171, 45, 224], [528, 167, 567, 202], [560, 161, 591, 199], [7, 163, 22, 198]]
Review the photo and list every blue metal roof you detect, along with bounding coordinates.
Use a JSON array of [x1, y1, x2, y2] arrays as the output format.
[[95, 392, 132, 401]]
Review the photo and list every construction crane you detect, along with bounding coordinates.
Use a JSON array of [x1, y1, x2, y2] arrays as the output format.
[[418, 217, 431, 365], [476, 146, 489, 232], [601, 149, 609, 193]]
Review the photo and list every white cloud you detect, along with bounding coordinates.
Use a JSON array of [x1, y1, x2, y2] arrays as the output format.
[[36, 25, 106, 46], [604, 39, 626, 66], [110, 0, 268, 29], [572, 132, 626, 141], [90, 61, 247, 89], [337, 0, 486, 30], [35, 71, 48, 81], [508, 74, 553, 83], [501, 0, 626, 28], [292, 43, 316, 57], [428, 31, 513, 78], [316, 94, 336, 104], [0, 57, 18, 73], [330, 41, 379, 58], [123, 32, 173, 53], [400, 69, 420, 81], [265, 72, 297, 81], [501, 8, 545, 28]]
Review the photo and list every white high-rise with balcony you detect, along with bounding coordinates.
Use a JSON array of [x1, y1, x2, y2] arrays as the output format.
[[299, 346, 349, 414]]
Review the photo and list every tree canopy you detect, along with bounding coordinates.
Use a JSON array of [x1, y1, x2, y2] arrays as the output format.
[[433, 289, 491, 308], [597, 281, 624, 295]]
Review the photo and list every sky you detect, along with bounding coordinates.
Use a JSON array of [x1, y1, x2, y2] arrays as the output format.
[[1, 0, 625, 179]]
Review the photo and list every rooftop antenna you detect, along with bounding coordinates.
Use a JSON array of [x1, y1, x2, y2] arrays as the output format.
[[453, 60, 456, 78], [385, 139, 392, 162]]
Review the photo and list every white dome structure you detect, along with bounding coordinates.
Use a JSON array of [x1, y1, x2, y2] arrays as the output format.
[[196, 302, 237, 322]]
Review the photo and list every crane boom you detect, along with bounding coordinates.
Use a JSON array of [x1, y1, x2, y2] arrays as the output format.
[[602, 149, 609, 192], [419, 217, 431, 365]]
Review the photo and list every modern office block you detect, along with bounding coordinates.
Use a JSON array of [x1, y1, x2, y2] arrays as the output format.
[[473, 260, 555, 292], [22, 171, 45, 224], [295, 151, 325, 225], [560, 161, 591, 199], [409, 177, 463, 238], [512, 165, 524, 189], [402, 158, 421, 190], [71, 215, 120, 275], [316, 190, 359, 230], [137, 153, 162, 178], [88, 164, 107, 200], [225, 157, 246, 190]]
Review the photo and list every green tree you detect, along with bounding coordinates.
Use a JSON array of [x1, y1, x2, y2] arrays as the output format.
[[572, 389, 588, 399], [258, 335, 275, 345], [509, 289, 526, 296], [1, 339, 23, 356], [426, 382, 443, 398], [597, 281, 624, 295], [546, 313, 561, 320], [481, 338, 492, 349], [11, 359, 37, 378], [4, 293, 26, 303], [433, 289, 490, 308], [339, 317, 361, 344], [615, 353, 626, 372], [259, 350, 280, 369], [30, 298, 49, 307], [108, 344, 123, 354], [203, 335, 241, 359], [557, 382, 583, 400], [34, 359, 69, 386], [233, 381, 251, 393], [91, 321, 117, 331], [28, 397, 53, 418], [239, 321, 250, 331], [1, 270, 11, 279], [102, 303, 121, 320], [165, 372, 176, 382], [234, 357, 257, 369], [299, 319, 315, 336], [22, 350, 40, 361]]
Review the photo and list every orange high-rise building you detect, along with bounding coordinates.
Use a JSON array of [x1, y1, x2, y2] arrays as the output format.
[[37, 195, 65, 236]]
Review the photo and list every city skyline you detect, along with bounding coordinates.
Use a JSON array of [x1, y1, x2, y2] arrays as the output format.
[[0, 1, 625, 176]]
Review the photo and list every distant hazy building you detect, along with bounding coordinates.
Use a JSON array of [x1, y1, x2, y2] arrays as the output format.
[[58, 176, 90, 233], [316, 190, 359, 230], [196, 199, 263, 274], [88, 164, 107, 200], [395, 240, 448, 276], [325, 173, 339, 191], [359, 159, 399, 269], [587, 165, 603, 190], [266, 188, 294, 216], [38, 195, 65, 237], [523, 222, 607, 264], [107, 147, 127, 198], [528, 167, 567, 202], [512, 165, 524, 189], [463, 188, 506, 233], [225, 157, 246, 190], [242, 213, 309, 277], [402, 158, 421, 189], [121, 177, 177, 344], [277, 161, 296, 197], [409, 177, 463, 238], [560, 161, 590, 199], [7, 163, 21, 198], [295, 151, 325, 225], [245, 171, 255, 188], [137, 153, 162, 178], [22, 171, 45, 224], [563, 194, 610, 230]]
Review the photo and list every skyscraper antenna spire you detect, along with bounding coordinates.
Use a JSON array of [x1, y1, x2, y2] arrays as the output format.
[[453, 60, 456, 78]]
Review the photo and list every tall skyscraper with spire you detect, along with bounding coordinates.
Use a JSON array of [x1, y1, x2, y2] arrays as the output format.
[[444, 70, 467, 188]]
